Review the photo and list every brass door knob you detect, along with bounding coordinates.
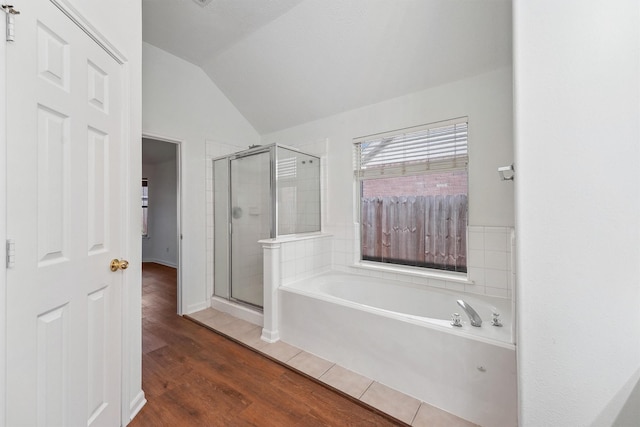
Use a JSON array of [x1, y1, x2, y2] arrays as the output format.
[[110, 259, 129, 272]]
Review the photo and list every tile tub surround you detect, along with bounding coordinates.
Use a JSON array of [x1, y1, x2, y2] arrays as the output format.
[[259, 233, 333, 342], [259, 228, 514, 333], [278, 234, 333, 284], [467, 226, 514, 298], [329, 223, 515, 299], [188, 308, 478, 427]]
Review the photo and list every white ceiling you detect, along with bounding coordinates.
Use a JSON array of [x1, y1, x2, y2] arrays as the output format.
[[142, 0, 512, 134]]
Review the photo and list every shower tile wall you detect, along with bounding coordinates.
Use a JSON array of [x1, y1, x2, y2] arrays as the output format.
[[296, 159, 321, 233], [285, 139, 328, 231], [277, 149, 321, 235]]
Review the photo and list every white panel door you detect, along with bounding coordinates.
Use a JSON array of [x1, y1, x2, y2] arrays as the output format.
[[5, 1, 125, 426]]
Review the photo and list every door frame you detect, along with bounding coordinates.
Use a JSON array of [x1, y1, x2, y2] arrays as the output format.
[[1, 7, 8, 425], [1, 2, 141, 425], [142, 131, 184, 315]]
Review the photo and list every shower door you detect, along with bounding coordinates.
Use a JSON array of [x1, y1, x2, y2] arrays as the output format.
[[229, 150, 273, 307], [213, 158, 230, 300]]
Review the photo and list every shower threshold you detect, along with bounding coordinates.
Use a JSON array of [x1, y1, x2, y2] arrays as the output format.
[[210, 296, 263, 327]]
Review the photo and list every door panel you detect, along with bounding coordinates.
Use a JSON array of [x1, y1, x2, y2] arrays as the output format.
[[6, 1, 124, 426], [230, 152, 271, 307], [36, 304, 68, 426], [87, 127, 109, 254], [36, 104, 70, 265]]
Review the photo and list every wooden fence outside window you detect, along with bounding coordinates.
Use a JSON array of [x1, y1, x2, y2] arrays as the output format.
[[360, 195, 468, 272]]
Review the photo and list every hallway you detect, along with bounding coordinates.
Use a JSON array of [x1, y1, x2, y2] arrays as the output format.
[[129, 263, 402, 426]]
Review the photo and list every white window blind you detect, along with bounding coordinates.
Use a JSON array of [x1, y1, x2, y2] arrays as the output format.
[[354, 118, 468, 179]]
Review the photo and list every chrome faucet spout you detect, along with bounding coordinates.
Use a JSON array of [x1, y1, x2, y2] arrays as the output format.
[[456, 299, 482, 327]]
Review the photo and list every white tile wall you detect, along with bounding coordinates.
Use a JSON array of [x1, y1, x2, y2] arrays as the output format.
[[280, 235, 333, 284], [467, 226, 514, 298], [277, 150, 321, 235], [326, 222, 514, 300], [283, 138, 328, 231]]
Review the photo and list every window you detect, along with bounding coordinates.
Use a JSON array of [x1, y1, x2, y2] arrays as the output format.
[[142, 178, 148, 237], [354, 118, 468, 273]]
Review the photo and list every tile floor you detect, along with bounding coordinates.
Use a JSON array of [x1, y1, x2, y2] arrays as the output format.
[[187, 308, 478, 427]]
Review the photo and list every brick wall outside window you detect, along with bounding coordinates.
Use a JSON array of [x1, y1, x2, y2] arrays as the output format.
[[362, 170, 467, 198]]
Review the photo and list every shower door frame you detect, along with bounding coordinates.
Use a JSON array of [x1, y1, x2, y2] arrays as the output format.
[[212, 143, 321, 310], [213, 145, 276, 310]]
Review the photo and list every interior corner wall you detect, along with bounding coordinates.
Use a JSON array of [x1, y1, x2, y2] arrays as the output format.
[[514, 1, 640, 425], [261, 66, 514, 229], [142, 159, 178, 268], [142, 42, 260, 314]]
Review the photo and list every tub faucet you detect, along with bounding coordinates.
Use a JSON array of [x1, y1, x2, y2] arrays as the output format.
[[456, 300, 482, 327]]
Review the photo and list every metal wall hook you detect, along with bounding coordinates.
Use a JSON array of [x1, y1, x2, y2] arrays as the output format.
[[498, 164, 514, 181]]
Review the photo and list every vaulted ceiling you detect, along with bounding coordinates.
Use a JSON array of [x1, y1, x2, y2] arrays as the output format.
[[142, 0, 512, 134]]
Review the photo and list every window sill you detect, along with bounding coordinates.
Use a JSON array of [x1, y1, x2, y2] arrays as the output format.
[[352, 260, 473, 285]]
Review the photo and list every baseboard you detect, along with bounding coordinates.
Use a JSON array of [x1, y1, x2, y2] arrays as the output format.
[[129, 390, 147, 422], [142, 258, 177, 268]]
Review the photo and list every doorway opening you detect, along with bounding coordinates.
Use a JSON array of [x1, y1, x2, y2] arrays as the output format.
[[141, 136, 182, 314]]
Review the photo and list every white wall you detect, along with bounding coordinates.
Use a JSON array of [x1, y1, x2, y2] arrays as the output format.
[[514, 1, 640, 425], [142, 159, 178, 267], [142, 42, 260, 313]]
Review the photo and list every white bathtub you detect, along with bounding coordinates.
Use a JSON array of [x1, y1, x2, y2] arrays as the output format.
[[279, 271, 517, 427]]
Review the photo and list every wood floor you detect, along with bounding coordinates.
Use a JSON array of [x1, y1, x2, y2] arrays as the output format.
[[130, 263, 403, 427]]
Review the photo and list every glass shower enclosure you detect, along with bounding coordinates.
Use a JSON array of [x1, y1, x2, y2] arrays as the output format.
[[213, 144, 321, 309]]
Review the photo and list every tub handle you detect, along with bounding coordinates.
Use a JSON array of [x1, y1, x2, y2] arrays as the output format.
[[451, 313, 462, 327], [491, 311, 503, 327]]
